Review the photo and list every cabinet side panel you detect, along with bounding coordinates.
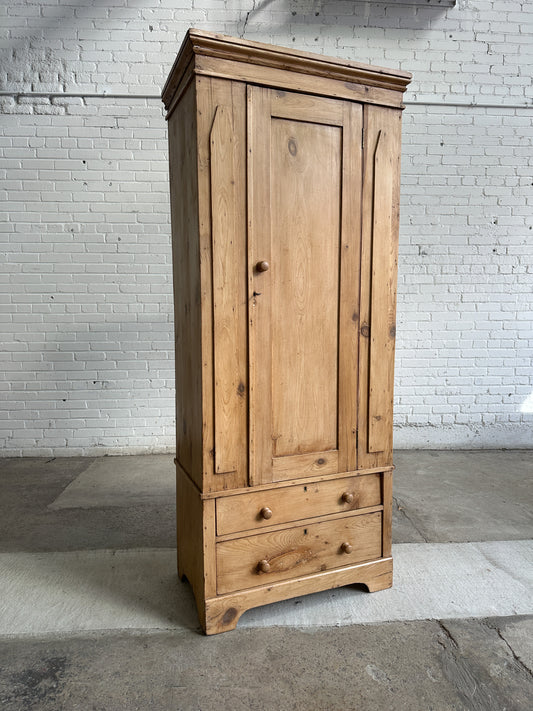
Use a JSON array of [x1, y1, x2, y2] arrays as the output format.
[[196, 77, 248, 492], [177, 467, 217, 627], [168, 83, 203, 486], [359, 105, 402, 468]]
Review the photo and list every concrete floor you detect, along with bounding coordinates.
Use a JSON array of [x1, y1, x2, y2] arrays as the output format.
[[0, 451, 531, 710]]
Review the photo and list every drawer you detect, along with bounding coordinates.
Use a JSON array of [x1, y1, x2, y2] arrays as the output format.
[[216, 511, 382, 594], [216, 473, 382, 536]]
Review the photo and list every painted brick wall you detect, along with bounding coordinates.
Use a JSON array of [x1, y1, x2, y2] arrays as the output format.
[[1, 0, 532, 455]]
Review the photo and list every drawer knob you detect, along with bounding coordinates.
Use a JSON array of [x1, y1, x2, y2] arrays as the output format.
[[260, 507, 273, 520], [341, 542, 353, 554], [341, 492, 354, 504], [257, 559, 271, 573], [256, 260, 270, 272]]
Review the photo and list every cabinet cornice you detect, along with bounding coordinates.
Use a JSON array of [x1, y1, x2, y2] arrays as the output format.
[[162, 28, 412, 112]]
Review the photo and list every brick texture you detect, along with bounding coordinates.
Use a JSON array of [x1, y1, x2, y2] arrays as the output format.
[[1, 0, 532, 454]]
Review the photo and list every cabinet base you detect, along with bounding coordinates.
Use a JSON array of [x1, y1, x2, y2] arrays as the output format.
[[194, 557, 393, 635]]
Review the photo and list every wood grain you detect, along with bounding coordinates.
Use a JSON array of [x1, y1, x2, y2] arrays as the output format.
[[200, 464, 393, 500], [210, 105, 245, 475], [215, 505, 384, 543], [162, 29, 411, 112], [247, 84, 272, 486], [338, 100, 363, 474], [203, 556, 393, 634], [176, 462, 217, 610], [271, 116, 341, 458], [165, 34, 409, 634], [368, 123, 398, 453], [216, 511, 382, 594], [168, 81, 203, 488], [358, 105, 402, 469], [271, 450, 338, 480], [248, 88, 363, 485], [195, 56, 404, 110], [164, 58, 194, 121], [382, 470, 393, 558], [196, 77, 248, 492], [216, 472, 382, 536], [176, 466, 206, 626], [270, 90, 345, 125]]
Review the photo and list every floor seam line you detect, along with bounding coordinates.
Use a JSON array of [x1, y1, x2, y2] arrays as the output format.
[[494, 626, 533, 677]]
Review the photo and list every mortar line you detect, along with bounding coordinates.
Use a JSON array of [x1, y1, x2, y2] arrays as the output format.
[[0, 91, 531, 111]]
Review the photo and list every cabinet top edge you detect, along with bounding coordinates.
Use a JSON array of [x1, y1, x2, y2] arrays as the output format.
[[161, 28, 412, 110]]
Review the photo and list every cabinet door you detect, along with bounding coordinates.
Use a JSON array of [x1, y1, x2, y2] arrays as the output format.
[[358, 105, 402, 469], [248, 87, 362, 484]]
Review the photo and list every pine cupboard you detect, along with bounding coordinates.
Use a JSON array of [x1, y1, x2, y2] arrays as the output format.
[[162, 30, 411, 635]]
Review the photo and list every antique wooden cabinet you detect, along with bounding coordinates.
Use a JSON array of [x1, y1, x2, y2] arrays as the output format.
[[162, 30, 411, 634]]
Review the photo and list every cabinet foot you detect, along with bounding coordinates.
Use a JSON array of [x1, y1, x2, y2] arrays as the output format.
[[361, 568, 393, 592], [203, 600, 243, 635]]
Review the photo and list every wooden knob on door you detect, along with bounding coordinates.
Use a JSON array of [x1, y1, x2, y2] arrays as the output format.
[[257, 559, 271, 573], [341, 492, 354, 504], [341, 542, 353, 554], [260, 507, 273, 520], [256, 260, 270, 272]]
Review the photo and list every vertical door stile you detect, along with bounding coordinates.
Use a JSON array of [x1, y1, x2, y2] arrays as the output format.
[[338, 101, 363, 474], [247, 86, 273, 486], [358, 106, 372, 468]]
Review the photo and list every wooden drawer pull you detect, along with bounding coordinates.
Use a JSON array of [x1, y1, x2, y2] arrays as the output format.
[[341, 492, 354, 504], [256, 260, 270, 272], [257, 559, 271, 573], [341, 542, 353, 554], [260, 507, 273, 520]]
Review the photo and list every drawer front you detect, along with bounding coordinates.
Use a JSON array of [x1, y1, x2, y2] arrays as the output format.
[[216, 473, 382, 536], [216, 511, 382, 594]]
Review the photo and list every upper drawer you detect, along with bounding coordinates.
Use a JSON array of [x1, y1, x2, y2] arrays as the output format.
[[216, 473, 381, 536]]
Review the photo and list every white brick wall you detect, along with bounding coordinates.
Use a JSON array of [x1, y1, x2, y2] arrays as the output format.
[[1, 0, 532, 454]]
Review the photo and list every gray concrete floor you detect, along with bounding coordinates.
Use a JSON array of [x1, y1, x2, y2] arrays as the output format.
[[0, 451, 531, 710]]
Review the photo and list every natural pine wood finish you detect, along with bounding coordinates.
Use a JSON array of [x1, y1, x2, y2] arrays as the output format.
[[176, 463, 216, 629], [358, 105, 403, 468], [195, 76, 248, 492], [162, 29, 411, 114], [216, 512, 382, 594], [164, 30, 410, 635], [248, 87, 362, 485], [204, 557, 393, 635], [200, 464, 393, 500], [215, 505, 384, 544], [210, 105, 244, 475], [216, 473, 382, 536], [168, 82, 203, 489]]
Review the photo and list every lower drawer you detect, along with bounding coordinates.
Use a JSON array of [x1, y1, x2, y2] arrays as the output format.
[[216, 511, 382, 595]]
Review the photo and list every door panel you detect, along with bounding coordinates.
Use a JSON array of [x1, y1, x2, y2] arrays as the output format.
[[271, 117, 341, 458], [248, 87, 362, 484]]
